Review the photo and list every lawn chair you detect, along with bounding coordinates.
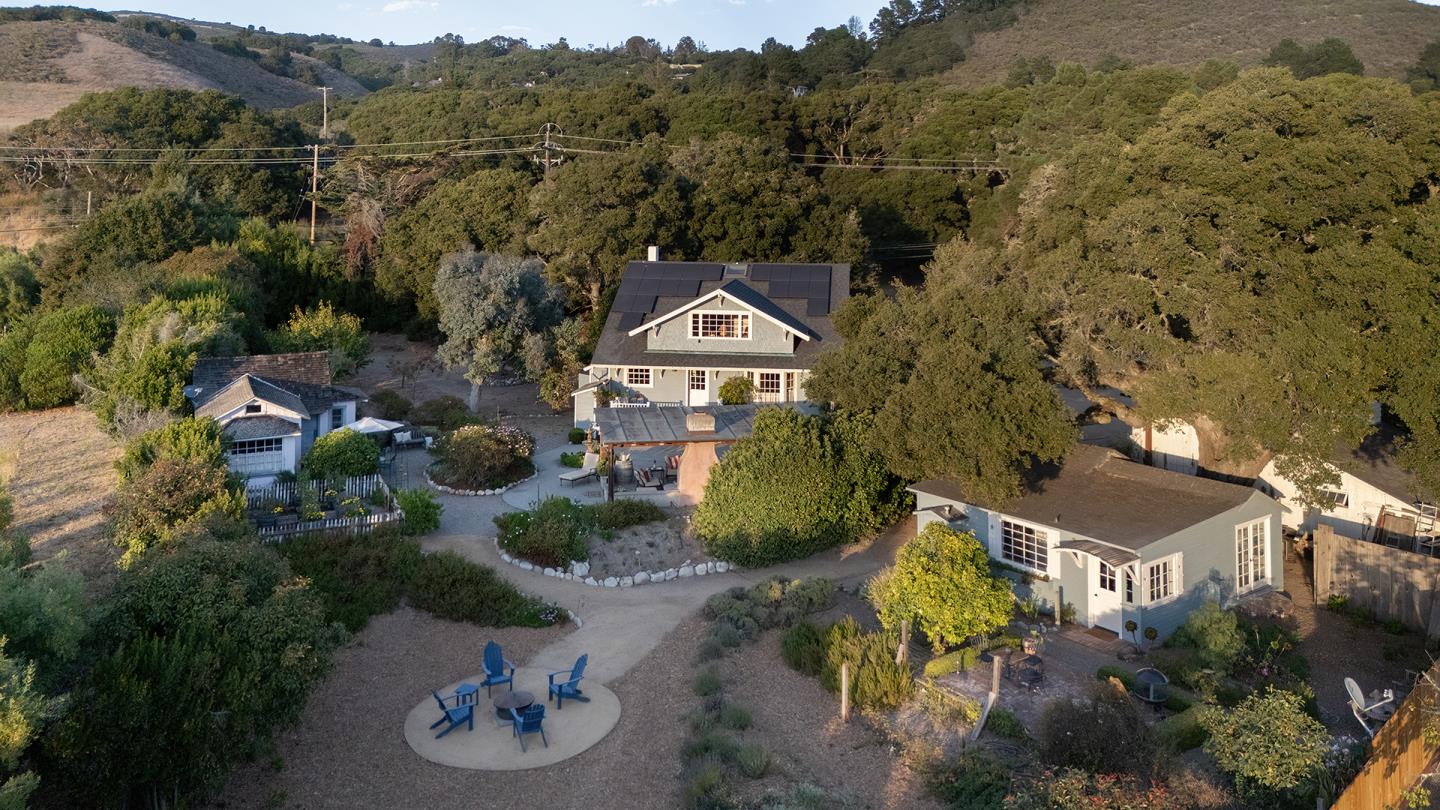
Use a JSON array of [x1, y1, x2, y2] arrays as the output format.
[[559, 452, 599, 485], [510, 705, 549, 752], [664, 453, 681, 482], [1345, 677, 1395, 738], [481, 640, 515, 696], [429, 690, 475, 739], [633, 465, 663, 490], [548, 653, 590, 709]]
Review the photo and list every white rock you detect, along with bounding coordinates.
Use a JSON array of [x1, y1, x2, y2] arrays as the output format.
[[620, 576, 634, 587], [703, 562, 716, 574], [542, 567, 555, 577], [501, 553, 513, 563], [603, 576, 619, 587], [584, 577, 599, 587], [715, 562, 729, 573], [694, 565, 707, 577], [678, 565, 695, 578], [518, 561, 533, 571], [664, 568, 678, 581], [571, 561, 590, 578], [634, 571, 650, 584]]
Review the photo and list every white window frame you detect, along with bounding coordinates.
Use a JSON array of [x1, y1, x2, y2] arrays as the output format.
[[330, 406, 346, 428], [999, 518, 1048, 574], [1123, 568, 1136, 604], [625, 367, 653, 388], [756, 372, 782, 402], [244, 402, 262, 414], [1144, 553, 1182, 606], [1098, 560, 1117, 592], [689, 311, 751, 340], [229, 437, 284, 456], [1320, 488, 1349, 510], [1235, 518, 1269, 593]]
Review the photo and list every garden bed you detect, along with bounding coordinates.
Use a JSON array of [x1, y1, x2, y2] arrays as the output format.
[[584, 513, 713, 580]]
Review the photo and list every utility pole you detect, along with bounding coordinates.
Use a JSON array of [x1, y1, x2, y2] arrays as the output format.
[[85, 190, 91, 217], [309, 144, 319, 244], [533, 122, 563, 180], [318, 86, 333, 140]]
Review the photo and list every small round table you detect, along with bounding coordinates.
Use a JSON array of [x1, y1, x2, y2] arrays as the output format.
[[454, 683, 480, 706], [493, 689, 535, 720]]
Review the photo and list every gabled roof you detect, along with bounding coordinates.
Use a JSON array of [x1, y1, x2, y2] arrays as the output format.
[[222, 415, 302, 441], [1341, 428, 1429, 503], [911, 444, 1273, 551], [592, 260, 848, 370], [197, 375, 307, 419], [190, 352, 351, 414], [626, 280, 815, 341]]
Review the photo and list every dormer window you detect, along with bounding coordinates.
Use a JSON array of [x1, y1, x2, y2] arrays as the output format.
[[245, 403, 262, 414], [691, 312, 750, 339]]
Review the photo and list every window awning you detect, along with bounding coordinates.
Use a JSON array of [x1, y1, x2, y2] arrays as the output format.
[[917, 504, 966, 522], [1055, 539, 1139, 569]]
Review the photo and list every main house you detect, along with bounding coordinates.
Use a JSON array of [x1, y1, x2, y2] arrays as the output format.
[[186, 352, 359, 483], [910, 444, 1284, 640], [572, 254, 848, 428]]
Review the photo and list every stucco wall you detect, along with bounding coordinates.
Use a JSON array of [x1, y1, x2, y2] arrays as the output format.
[[1257, 457, 1412, 541], [645, 296, 798, 355]]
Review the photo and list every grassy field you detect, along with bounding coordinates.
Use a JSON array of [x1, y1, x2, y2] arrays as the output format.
[[947, 0, 1440, 85], [0, 406, 121, 593]]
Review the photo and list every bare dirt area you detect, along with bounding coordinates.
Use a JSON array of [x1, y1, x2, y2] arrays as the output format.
[[0, 406, 120, 591], [585, 512, 714, 579], [352, 333, 559, 421]]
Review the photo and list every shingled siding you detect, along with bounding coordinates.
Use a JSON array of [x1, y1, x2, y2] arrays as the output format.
[[646, 297, 798, 355]]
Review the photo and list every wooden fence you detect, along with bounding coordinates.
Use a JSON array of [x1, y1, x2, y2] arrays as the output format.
[[257, 510, 404, 542], [1313, 525, 1440, 641], [1333, 658, 1440, 810], [245, 474, 388, 510]]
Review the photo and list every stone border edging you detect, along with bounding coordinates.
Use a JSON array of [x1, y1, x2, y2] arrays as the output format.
[[425, 467, 537, 497], [492, 537, 737, 588]]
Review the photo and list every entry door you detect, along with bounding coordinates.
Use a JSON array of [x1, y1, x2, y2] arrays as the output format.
[[687, 370, 709, 406], [1089, 560, 1122, 634]]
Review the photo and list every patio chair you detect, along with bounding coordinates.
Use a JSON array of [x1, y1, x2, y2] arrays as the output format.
[[633, 465, 663, 490], [559, 452, 600, 485], [548, 653, 590, 709], [664, 453, 681, 481], [510, 705, 549, 752], [1345, 677, 1395, 738], [481, 640, 515, 696], [429, 690, 475, 739]]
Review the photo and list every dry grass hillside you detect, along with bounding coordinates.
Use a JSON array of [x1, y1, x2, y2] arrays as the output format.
[[0, 19, 367, 131], [948, 0, 1440, 85]]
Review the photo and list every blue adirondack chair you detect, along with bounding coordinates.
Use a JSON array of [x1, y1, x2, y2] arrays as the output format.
[[548, 653, 589, 709], [481, 641, 515, 696], [429, 690, 475, 739], [510, 704, 549, 752]]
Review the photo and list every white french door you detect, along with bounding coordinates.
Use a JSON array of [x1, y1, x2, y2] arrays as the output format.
[[1089, 559, 1122, 634], [687, 369, 709, 406]]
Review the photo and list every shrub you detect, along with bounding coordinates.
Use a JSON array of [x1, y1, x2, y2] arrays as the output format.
[[718, 704, 751, 731], [1154, 706, 1208, 753], [495, 497, 591, 568], [567, 427, 587, 444], [1039, 680, 1159, 778], [869, 523, 1013, 651], [395, 488, 442, 535], [0, 643, 49, 805], [266, 302, 369, 378], [708, 578, 836, 646], [1169, 599, 1244, 676], [411, 395, 475, 431], [1200, 687, 1328, 798], [1006, 768, 1173, 810], [735, 742, 769, 778], [693, 410, 908, 567], [560, 451, 584, 468], [592, 498, 665, 530], [279, 528, 421, 631], [431, 423, 536, 490], [985, 707, 1027, 741], [696, 637, 726, 662], [302, 429, 380, 478], [920, 685, 981, 726], [717, 375, 754, 405], [693, 668, 723, 697], [0, 564, 86, 687], [115, 416, 227, 482], [368, 389, 412, 421], [927, 751, 1011, 809], [0, 305, 114, 410], [684, 730, 738, 762], [1095, 665, 1136, 691], [924, 647, 980, 679], [781, 621, 826, 676], [109, 457, 243, 565], [819, 617, 914, 711], [408, 551, 557, 627]]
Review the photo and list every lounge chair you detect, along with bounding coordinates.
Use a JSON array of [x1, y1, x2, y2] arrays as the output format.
[[548, 654, 590, 709], [481, 640, 515, 696], [559, 452, 600, 484], [633, 465, 663, 490], [664, 453, 681, 481], [429, 690, 475, 739], [1345, 677, 1395, 738], [510, 705, 549, 752]]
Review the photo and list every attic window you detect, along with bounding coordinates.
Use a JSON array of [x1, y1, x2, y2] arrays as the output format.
[[691, 312, 750, 339], [1321, 488, 1349, 509], [245, 403, 262, 414]]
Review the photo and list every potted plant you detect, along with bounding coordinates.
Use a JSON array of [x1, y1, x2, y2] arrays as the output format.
[[1023, 629, 1042, 655]]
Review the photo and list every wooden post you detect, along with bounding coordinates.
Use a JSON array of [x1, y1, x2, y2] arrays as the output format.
[[1055, 585, 1064, 627], [991, 654, 1001, 695], [896, 620, 910, 665], [840, 662, 850, 722]]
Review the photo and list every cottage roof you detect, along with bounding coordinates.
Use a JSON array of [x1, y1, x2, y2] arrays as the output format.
[[197, 375, 307, 419], [190, 352, 350, 414], [1341, 428, 1429, 504], [592, 261, 848, 370], [911, 444, 1268, 551], [221, 415, 302, 441]]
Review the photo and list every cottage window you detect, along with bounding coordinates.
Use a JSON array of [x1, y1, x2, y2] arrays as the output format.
[[229, 437, 284, 456], [1145, 555, 1180, 604], [756, 372, 782, 402], [1123, 570, 1135, 604], [1320, 488, 1349, 510], [1098, 561, 1117, 592], [691, 312, 750, 339], [330, 406, 346, 428], [1235, 518, 1268, 592], [244, 403, 262, 414], [626, 367, 653, 387], [1000, 519, 1047, 573]]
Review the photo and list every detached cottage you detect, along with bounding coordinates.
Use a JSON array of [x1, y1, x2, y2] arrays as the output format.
[[910, 444, 1283, 640], [186, 351, 359, 483], [573, 252, 848, 427]]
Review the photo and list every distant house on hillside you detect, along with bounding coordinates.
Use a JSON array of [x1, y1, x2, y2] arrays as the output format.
[[910, 444, 1284, 641], [573, 250, 848, 428], [186, 352, 359, 483]]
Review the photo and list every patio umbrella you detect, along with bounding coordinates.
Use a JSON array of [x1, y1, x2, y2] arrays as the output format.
[[349, 416, 405, 435]]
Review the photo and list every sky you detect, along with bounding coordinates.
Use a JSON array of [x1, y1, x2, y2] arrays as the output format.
[[107, 1, 883, 51]]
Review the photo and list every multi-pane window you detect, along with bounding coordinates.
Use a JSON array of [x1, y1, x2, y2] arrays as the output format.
[[1146, 556, 1179, 604], [756, 372, 782, 402], [1000, 519, 1047, 572], [626, 367, 652, 387], [1236, 519, 1268, 592], [691, 312, 750, 339], [1321, 488, 1349, 509], [688, 370, 707, 391], [1098, 561, 1117, 592], [230, 438, 283, 455], [1123, 570, 1135, 604], [244, 403, 262, 414], [330, 406, 346, 428]]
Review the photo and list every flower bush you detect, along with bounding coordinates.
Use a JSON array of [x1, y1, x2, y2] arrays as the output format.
[[430, 423, 535, 491]]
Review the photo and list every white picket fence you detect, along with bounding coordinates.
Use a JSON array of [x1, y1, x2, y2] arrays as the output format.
[[247, 473, 402, 541], [257, 510, 405, 542], [245, 474, 389, 510]]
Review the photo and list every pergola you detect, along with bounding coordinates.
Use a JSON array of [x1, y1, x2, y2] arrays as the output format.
[[591, 404, 774, 502]]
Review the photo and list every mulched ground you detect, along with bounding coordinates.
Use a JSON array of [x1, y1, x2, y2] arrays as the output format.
[[586, 513, 714, 579]]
